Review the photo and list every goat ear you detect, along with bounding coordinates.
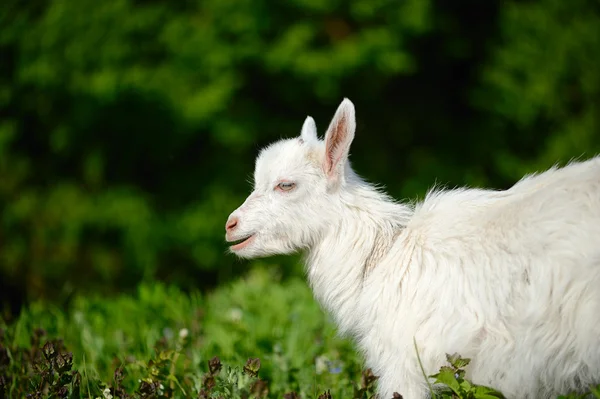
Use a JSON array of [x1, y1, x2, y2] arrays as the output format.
[[323, 98, 356, 182], [300, 116, 317, 142]]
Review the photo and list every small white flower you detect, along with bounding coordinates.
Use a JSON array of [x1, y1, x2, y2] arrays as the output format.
[[228, 307, 243, 322], [179, 328, 189, 339], [315, 355, 329, 375], [102, 387, 113, 399]]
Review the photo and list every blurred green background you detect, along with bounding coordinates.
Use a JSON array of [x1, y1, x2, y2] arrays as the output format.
[[1, 0, 599, 314]]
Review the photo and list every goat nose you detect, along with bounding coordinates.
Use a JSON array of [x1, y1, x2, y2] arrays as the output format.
[[226, 216, 238, 232]]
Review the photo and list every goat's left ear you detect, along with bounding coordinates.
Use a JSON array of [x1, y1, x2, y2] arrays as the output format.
[[323, 98, 356, 183], [300, 116, 317, 142]]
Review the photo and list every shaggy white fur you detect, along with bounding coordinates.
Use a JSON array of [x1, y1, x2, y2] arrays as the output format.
[[225, 99, 600, 399]]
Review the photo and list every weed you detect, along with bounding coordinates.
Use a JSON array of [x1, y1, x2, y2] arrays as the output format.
[[429, 353, 504, 399]]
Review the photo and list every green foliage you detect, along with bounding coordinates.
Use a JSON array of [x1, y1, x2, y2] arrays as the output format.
[[1, 0, 599, 306], [1, 268, 370, 398], [557, 385, 600, 399], [424, 353, 599, 399], [0, 330, 82, 398], [0, 0, 435, 304], [429, 354, 504, 399], [3, 270, 599, 398], [474, 0, 600, 179]]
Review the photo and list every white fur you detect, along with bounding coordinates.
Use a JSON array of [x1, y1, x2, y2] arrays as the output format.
[[225, 99, 600, 398]]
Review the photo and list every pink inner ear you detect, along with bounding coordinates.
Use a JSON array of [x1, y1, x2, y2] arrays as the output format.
[[325, 114, 347, 177]]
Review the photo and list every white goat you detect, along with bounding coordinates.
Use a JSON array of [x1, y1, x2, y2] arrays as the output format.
[[225, 99, 600, 399]]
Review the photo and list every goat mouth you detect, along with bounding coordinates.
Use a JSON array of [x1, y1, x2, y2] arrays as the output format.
[[229, 234, 255, 251]]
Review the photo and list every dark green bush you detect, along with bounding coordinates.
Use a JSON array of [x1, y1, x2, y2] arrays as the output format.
[[1, 0, 599, 308]]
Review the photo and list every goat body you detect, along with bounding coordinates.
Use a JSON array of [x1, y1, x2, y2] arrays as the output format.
[[225, 99, 600, 398]]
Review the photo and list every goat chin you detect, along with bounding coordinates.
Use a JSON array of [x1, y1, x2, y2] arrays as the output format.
[[226, 98, 600, 399]]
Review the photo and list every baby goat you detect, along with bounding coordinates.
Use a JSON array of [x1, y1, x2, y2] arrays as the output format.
[[225, 99, 600, 398]]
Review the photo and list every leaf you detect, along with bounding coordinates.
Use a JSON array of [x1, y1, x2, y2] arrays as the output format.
[[458, 378, 472, 391], [446, 353, 471, 369], [361, 368, 379, 389], [471, 385, 505, 398], [158, 349, 175, 361], [243, 357, 261, 377], [208, 356, 222, 375], [431, 368, 461, 394], [430, 365, 455, 378], [42, 341, 57, 361]]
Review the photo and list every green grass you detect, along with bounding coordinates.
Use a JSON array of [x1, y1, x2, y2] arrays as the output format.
[[1, 266, 599, 398], [0, 267, 369, 398]]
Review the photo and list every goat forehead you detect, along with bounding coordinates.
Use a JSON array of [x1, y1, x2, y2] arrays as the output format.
[[254, 139, 317, 182]]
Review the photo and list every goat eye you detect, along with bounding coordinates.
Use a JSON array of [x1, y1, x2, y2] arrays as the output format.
[[276, 182, 296, 191]]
